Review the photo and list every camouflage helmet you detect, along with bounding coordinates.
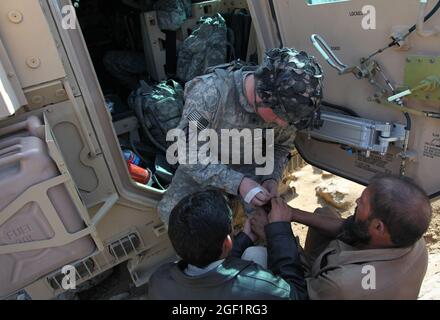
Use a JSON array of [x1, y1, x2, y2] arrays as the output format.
[[254, 48, 323, 129]]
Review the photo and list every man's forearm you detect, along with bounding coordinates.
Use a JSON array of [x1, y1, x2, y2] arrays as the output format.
[[230, 232, 254, 258], [265, 222, 308, 300], [290, 208, 345, 239]]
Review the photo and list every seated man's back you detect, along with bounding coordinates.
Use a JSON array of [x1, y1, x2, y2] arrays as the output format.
[[150, 257, 292, 300], [306, 235, 428, 300], [149, 190, 307, 300]]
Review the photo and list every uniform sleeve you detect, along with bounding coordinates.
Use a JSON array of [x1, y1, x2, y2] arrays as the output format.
[[262, 127, 296, 183], [177, 77, 245, 195]]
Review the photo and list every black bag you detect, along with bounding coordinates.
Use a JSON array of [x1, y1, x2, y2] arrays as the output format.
[[223, 8, 252, 61]]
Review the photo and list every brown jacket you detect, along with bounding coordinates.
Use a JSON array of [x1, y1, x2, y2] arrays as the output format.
[[306, 238, 428, 300]]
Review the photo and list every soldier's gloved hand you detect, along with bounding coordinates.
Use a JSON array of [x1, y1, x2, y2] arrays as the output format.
[[261, 179, 279, 198], [239, 177, 271, 207]]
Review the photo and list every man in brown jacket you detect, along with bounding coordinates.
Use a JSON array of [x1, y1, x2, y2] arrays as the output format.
[[251, 174, 432, 299]]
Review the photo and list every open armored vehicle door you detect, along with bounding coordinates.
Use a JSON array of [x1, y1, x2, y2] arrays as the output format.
[[0, 0, 176, 299], [249, 0, 440, 198]]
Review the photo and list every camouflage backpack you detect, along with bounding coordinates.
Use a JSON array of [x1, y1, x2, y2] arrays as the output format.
[[154, 0, 192, 31], [128, 80, 184, 151], [129, 60, 250, 151], [176, 13, 229, 82]]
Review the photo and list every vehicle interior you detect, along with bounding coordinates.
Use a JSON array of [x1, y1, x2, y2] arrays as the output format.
[[73, 0, 258, 193]]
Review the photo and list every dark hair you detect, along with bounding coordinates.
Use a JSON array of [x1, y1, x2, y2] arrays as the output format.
[[368, 175, 432, 247], [168, 190, 232, 267]]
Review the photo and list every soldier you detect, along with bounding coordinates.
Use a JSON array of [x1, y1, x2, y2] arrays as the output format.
[[158, 48, 323, 224]]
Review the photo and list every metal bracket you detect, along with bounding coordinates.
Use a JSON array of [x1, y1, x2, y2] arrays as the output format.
[[308, 111, 406, 156], [311, 34, 395, 101], [311, 34, 350, 74]]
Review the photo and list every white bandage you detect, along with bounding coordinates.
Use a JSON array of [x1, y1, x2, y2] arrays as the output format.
[[244, 186, 265, 204]]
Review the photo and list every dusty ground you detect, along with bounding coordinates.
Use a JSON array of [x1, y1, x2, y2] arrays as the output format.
[[74, 164, 440, 300], [425, 200, 440, 253], [286, 165, 364, 247]]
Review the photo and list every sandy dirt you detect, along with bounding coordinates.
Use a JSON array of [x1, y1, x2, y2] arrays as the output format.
[[286, 165, 364, 247], [425, 200, 440, 253]]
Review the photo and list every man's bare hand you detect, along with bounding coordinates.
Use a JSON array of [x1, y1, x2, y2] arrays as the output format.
[[250, 209, 269, 241], [261, 179, 278, 198], [268, 198, 293, 223]]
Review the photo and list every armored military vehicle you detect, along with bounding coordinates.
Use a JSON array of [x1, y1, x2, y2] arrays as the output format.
[[0, 0, 439, 299]]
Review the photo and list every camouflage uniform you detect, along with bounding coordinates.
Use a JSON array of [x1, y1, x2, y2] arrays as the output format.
[[158, 48, 323, 224], [158, 69, 296, 224]]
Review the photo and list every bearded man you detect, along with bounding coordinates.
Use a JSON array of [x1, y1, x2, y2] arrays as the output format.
[[250, 174, 432, 300]]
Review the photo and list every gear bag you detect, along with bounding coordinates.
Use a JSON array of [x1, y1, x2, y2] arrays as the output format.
[[222, 8, 253, 61], [176, 13, 229, 83], [128, 80, 184, 151], [153, 0, 192, 31], [153, 0, 193, 76], [129, 60, 252, 152]]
